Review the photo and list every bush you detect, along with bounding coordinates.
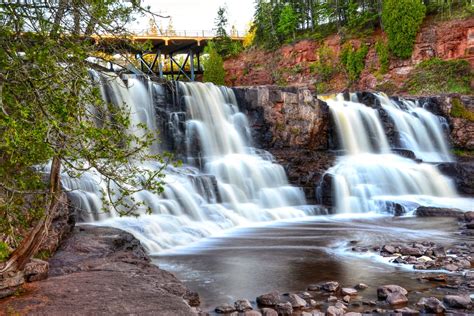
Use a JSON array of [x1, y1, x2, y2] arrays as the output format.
[[403, 58, 473, 95], [340, 43, 369, 83], [382, 0, 426, 59], [202, 42, 226, 85], [313, 44, 338, 82], [0, 242, 10, 261], [375, 40, 390, 74], [451, 98, 474, 122]]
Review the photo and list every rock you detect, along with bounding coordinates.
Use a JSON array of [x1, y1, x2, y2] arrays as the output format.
[[437, 161, 474, 196], [341, 288, 358, 296], [444, 263, 460, 271], [382, 245, 397, 254], [377, 285, 408, 299], [257, 291, 280, 306], [0, 270, 24, 299], [465, 211, 474, 222], [307, 284, 320, 291], [328, 295, 338, 302], [362, 300, 377, 306], [184, 290, 200, 307], [298, 291, 312, 299], [394, 307, 420, 315], [400, 247, 423, 256], [466, 222, 474, 229], [443, 295, 472, 309], [235, 299, 253, 312], [354, 283, 368, 290], [321, 281, 340, 292], [326, 306, 345, 316], [386, 292, 408, 305], [24, 259, 49, 282], [415, 206, 464, 218], [343, 313, 362, 316], [335, 302, 347, 310], [343, 295, 351, 303], [275, 302, 293, 316], [289, 293, 307, 308], [244, 311, 262, 316], [215, 304, 236, 314], [261, 308, 278, 316], [417, 297, 446, 313]]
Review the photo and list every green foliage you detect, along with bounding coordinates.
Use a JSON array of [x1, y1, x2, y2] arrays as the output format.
[[252, 0, 280, 49], [34, 250, 52, 261], [382, 0, 426, 59], [0, 241, 10, 261], [452, 148, 474, 157], [0, 1, 168, 250], [213, 6, 243, 58], [277, 4, 299, 41], [375, 40, 390, 74], [403, 58, 473, 94], [313, 44, 338, 82], [203, 42, 226, 85], [451, 98, 474, 121], [340, 43, 369, 82]]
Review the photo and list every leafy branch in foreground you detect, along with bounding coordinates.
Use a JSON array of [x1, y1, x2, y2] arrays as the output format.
[[0, 0, 169, 276]]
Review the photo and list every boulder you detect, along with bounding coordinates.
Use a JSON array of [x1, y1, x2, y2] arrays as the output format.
[[235, 299, 253, 312], [215, 304, 236, 314], [244, 311, 262, 316], [443, 295, 472, 309], [257, 291, 280, 307], [289, 294, 307, 308], [344, 313, 362, 316], [326, 305, 345, 316], [394, 307, 420, 315], [417, 297, 446, 313], [377, 285, 408, 299], [400, 247, 423, 256], [415, 206, 464, 218], [382, 245, 397, 254], [275, 302, 293, 316], [437, 161, 474, 195], [354, 283, 368, 290], [386, 292, 408, 305], [24, 259, 49, 282], [465, 211, 474, 222], [321, 281, 340, 292], [261, 308, 278, 316], [341, 288, 358, 296]]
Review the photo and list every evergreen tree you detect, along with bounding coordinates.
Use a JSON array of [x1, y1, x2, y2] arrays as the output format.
[[382, 0, 426, 59], [203, 42, 226, 85], [277, 4, 299, 40]]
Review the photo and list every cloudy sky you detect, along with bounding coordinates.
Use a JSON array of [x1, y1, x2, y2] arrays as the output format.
[[137, 0, 256, 34]]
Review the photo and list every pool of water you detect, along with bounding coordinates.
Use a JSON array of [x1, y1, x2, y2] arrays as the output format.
[[154, 215, 472, 311]]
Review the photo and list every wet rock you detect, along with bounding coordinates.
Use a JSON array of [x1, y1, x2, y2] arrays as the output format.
[[394, 307, 420, 315], [184, 290, 200, 307], [289, 294, 307, 308], [275, 302, 293, 316], [257, 291, 280, 306], [235, 299, 253, 312], [444, 263, 460, 271], [335, 302, 347, 310], [343, 313, 362, 316], [400, 247, 423, 256], [298, 291, 312, 299], [382, 245, 397, 254], [326, 305, 345, 316], [437, 161, 474, 195], [244, 311, 262, 316], [321, 281, 340, 292], [24, 259, 49, 282], [343, 295, 351, 303], [362, 300, 377, 306], [415, 206, 464, 218], [215, 304, 236, 314], [443, 295, 472, 309], [328, 296, 338, 303], [465, 211, 474, 222], [261, 308, 278, 316], [354, 283, 368, 290], [377, 285, 408, 299], [386, 292, 408, 305], [417, 297, 446, 313], [307, 284, 320, 291], [466, 222, 474, 229], [341, 288, 358, 296]]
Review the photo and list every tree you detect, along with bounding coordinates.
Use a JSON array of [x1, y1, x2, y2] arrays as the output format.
[[382, 0, 426, 59], [0, 0, 169, 291], [213, 6, 242, 58], [277, 4, 299, 40], [203, 42, 226, 85]]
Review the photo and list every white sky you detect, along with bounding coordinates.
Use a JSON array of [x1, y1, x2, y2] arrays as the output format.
[[138, 0, 256, 34]]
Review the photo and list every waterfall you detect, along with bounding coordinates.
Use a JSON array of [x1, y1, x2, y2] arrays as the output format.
[[65, 73, 310, 253], [323, 93, 472, 214]]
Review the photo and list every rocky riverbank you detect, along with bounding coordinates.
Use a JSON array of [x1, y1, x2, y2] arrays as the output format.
[[0, 225, 199, 315]]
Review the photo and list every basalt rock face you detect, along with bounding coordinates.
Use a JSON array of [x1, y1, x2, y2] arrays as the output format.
[[1, 226, 198, 315]]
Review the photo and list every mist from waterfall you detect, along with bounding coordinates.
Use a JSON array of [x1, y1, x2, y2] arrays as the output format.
[[323, 93, 472, 214], [64, 73, 311, 253]]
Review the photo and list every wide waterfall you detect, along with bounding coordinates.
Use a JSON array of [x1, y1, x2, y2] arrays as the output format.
[[323, 93, 472, 214], [64, 73, 310, 253]]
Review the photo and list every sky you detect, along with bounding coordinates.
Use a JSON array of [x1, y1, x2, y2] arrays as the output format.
[[138, 0, 256, 35]]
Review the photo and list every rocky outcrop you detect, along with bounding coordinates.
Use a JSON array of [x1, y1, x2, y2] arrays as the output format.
[[1, 226, 198, 315], [225, 18, 474, 91], [233, 86, 330, 150], [437, 160, 474, 195]]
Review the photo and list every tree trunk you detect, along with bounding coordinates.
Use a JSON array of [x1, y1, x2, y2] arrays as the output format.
[[0, 156, 62, 296]]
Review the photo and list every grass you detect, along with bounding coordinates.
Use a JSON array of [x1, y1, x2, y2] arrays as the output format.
[[451, 98, 474, 122], [403, 58, 473, 95]]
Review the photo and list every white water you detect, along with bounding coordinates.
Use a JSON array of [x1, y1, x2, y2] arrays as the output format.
[[65, 74, 310, 253], [324, 93, 472, 214]]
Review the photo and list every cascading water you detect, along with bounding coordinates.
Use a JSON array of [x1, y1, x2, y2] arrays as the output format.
[[322, 93, 472, 214], [64, 73, 311, 253]]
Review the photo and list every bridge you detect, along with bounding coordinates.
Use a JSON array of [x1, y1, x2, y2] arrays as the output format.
[[94, 29, 245, 81]]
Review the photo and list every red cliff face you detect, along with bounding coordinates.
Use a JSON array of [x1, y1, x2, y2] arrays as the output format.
[[224, 18, 474, 91]]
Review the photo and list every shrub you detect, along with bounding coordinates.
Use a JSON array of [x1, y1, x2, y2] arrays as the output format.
[[0, 242, 10, 261], [340, 43, 369, 83], [314, 44, 338, 82], [375, 40, 390, 74], [451, 98, 474, 122], [403, 58, 473, 95], [382, 0, 426, 59], [202, 42, 226, 85]]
